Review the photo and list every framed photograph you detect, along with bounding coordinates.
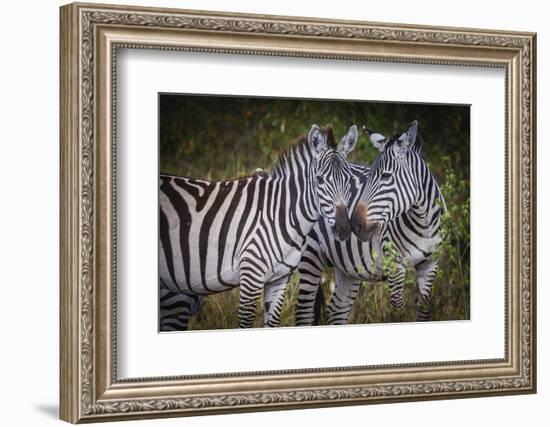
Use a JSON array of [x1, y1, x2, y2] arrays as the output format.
[[60, 2, 537, 423]]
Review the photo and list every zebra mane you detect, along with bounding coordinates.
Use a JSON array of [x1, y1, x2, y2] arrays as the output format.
[[270, 137, 311, 177], [270, 126, 336, 177], [412, 133, 423, 154]]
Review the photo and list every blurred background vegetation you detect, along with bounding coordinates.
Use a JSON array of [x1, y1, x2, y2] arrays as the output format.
[[160, 94, 470, 329]]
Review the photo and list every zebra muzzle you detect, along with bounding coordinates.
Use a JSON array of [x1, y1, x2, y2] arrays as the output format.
[[351, 202, 380, 242], [332, 203, 351, 241]]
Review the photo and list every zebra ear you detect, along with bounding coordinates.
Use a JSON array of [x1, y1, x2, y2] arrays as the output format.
[[363, 125, 387, 152], [337, 125, 358, 156], [308, 124, 327, 157], [393, 120, 419, 157]]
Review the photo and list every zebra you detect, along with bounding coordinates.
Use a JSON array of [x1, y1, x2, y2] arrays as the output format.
[[294, 120, 444, 325], [159, 124, 359, 331]]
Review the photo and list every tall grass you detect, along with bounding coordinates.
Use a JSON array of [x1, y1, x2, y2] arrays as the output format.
[[188, 262, 469, 331]]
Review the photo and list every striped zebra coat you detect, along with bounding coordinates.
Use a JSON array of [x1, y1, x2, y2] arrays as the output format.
[[295, 121, 444, 325], [159, 124, 359, 330]]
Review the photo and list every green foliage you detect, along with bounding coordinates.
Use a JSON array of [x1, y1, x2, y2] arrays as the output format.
[[431, 157, 471, 321], [161, 94, 471, 328], [160, 95, 469, 181]]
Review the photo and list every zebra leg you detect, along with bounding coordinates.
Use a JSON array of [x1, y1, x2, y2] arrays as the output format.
[[238, 258, 267, 328], [387, 264, 406, 321], [159, 286, 204, 331], [326, 270, 361, 325], [415, 258, 438, 321], [239, 283, 263, 328], [295, 243, 325, 326], [263, 276, 290, 327]]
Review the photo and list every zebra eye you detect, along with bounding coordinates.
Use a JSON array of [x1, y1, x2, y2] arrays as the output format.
[[381, 172, 392, 180], [317, 176, 325, 185]]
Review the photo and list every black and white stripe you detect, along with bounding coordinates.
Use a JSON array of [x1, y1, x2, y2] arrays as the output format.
[[294, 120, 444, 325], [159, 124, 359, 330]]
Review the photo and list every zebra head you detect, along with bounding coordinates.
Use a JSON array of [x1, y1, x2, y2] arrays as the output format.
[[308, 124, 358, 241], [350, 120, 421, 242]]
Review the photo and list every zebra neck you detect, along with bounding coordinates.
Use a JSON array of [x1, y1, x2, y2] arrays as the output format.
[[267, 141, 321, 238], [264, 170, 319, 242], [408, 175, 442, 238]]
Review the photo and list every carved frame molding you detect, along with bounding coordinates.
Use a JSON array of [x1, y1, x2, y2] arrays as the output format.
[[60, 2, 536, 423]]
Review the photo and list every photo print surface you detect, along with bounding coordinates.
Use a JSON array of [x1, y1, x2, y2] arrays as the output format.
[[158, 94, 470, 332]]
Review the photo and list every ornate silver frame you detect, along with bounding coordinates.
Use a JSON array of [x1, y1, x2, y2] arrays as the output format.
[[60, 2, 536, 423]]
